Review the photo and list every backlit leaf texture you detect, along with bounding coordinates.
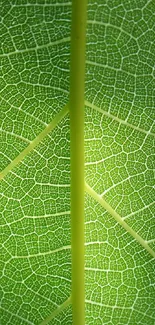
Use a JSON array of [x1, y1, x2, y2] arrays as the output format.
[[0, 1, 155, 324]]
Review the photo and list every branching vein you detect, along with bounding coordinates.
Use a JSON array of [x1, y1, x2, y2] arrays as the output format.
[[85, 182, 155, 258], [85, 100, 155, 137], [39, 295, 72, 325], [0, 105, 69, 181]]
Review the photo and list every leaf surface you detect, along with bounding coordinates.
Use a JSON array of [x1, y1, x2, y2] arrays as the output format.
[[0, 1, 155, 324]]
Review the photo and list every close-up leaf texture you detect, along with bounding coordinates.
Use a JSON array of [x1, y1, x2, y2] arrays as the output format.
[[0, 0, 155, 324]]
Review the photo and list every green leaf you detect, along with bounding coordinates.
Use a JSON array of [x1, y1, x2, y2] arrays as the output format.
[[0, 1, 155, 325]]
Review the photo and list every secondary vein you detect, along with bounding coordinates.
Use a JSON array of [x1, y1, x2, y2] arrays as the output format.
[[0, 105, 68, 181], [39, 295, 72, 325], [85, 100, 155, 137], [85, 182, 155, 258]]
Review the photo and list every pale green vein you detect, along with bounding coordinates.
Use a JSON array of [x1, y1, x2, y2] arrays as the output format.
[[15, 2, 71, 7], [85, 182, 155, 258], [146, 239, 155, 244], [0, 37, 70, 58], [85, 300, 155, 319], [85, 100, 155, 137], [85, 299, 132, 309], [25, 211, 71, 219], [85, 299, 155, 321], [123, 201, 155, 220], [0, 105, 68, 181], [0, 129, 30, 143], [39, 295, 72, 325], [85, 266, 122, 273], [86, 59, 136, 77], [35, 183, 70, 187], [87, 19, 137, 41], [13, 245, 71, 259], [1, 211, 71, 227], [23, 82, 69, 94]]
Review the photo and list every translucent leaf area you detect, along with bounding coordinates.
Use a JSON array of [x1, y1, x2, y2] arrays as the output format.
[[0, 1, 155, 324]]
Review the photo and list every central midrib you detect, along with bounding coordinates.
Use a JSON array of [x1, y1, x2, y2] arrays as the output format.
[[0, 103, 154, 258]]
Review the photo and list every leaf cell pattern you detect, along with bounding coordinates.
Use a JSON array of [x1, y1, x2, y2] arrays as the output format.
[[0, 1, 155, 325]]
